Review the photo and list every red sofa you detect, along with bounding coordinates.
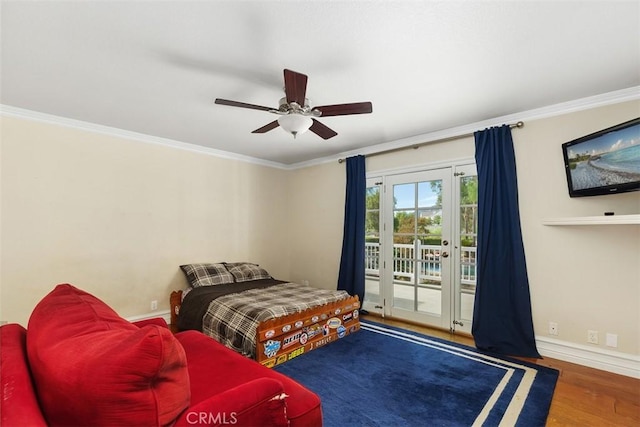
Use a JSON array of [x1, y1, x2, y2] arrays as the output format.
[[0, 284, 322, 426]]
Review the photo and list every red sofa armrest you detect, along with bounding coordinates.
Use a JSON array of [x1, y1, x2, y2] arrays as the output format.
[[1, 324, 48, 427], [131, 317, 168, 329], [174, 377, 289, 427]]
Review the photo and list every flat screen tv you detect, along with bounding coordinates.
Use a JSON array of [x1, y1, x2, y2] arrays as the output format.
[[562, 117, 640, 197]]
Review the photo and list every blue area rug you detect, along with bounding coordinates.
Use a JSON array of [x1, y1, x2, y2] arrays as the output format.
[[275, 321, 558, 426]]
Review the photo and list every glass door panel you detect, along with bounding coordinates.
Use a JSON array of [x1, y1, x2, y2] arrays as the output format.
[[384, 169, 451, 328], [363, 177, 383, 314], [453, 164, 478, 334]]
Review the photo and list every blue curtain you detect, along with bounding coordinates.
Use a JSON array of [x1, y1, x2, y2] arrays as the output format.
[[472, 125, 540, 358], [337, 155, 366, 304]]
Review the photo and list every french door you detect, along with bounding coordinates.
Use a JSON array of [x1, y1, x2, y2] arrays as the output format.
[[363, 164, 478, 334]]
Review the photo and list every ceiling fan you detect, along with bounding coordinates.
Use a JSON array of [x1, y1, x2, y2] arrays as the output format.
[[214, 69, 372, 140]]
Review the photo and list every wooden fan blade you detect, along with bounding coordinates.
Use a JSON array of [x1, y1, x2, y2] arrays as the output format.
[[313, 102, 373, 117], [310, 119, 338, 140], [284, 69, 308, 106], [252, 120, 280, 134], [215, 98, 273, 112]]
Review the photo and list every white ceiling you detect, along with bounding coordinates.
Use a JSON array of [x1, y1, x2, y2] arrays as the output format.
[[2, 1, 639, 166]]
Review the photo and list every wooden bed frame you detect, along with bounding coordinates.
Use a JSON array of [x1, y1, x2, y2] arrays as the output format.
[[170, 290, 360, 368]]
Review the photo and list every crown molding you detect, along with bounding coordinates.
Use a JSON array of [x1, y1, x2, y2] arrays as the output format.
[[3, 86, 638, 171], [0, 105, 290, 170], [287, 86, 640, 169]]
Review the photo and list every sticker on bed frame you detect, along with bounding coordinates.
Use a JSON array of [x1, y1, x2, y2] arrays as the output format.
[[263, 340, 281, 358], [265, 329, 276, 339], [311, 315, 319, 323], [326, 317, 342, 329], [276, 354, 288, 365], [294, 320, 304, 328], [282, 324, 291, 333], [304, 323, 322, 339], [283, 331, 303, 349], [353, 309, 359, 319], [299, 332, 309, 346], [310, 335, 334, 350], [337, 325, 347, 338], [287, 347, 305, 361], [261, 359, 276, 368], [342, 312, 353, 322]]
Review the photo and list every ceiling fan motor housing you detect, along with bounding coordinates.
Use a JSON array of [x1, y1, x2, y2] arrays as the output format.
[[278, 97, 320, 117]]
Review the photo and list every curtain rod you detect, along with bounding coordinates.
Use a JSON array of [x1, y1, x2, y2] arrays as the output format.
[[337, 121, 524, 163]]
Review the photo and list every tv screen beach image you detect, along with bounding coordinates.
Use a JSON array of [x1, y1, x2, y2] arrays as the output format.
[[566, 122, 640, 191]]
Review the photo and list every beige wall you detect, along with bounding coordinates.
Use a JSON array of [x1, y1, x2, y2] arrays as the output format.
[[1, 116, 290, 325], [286, 160, 346, 290], [2, 99, 639, 360], [287, 100, 640, 356], [516, 102, 639, 355]]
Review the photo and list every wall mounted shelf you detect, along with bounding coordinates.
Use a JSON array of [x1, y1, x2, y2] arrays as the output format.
[[542, 214, 640, 226]]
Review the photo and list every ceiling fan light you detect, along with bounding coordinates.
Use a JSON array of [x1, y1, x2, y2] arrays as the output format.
[[277, 114, 312, 138]]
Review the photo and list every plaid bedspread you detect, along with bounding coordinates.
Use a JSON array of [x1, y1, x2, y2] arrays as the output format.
[[202, 282, 350, 358]]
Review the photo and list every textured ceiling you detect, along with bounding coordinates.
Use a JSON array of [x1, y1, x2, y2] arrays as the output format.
[[2, 1, 639, 165]]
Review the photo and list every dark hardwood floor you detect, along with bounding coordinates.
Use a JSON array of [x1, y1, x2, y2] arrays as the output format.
[[361, 314, 640, 426]]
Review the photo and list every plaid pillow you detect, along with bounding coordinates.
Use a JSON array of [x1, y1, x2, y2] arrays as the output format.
[[179, 263, 235, 288], [224, 262, 272, 283]]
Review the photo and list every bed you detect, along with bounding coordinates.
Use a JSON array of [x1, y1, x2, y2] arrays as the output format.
[[170, 262, 360, 368]]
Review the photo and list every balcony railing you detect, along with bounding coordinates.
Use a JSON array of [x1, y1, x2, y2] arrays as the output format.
[[365, 241, 476, 285]]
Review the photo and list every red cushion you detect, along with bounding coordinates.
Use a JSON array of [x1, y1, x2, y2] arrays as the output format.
[[27, 284, 190, 426], [176, 330, 322, 427], [132, 317, 170, 329]]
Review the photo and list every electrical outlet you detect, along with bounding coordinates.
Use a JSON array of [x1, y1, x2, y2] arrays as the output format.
[[151, 300, 158, 311], [587, 330, 599, 344], [548, 321, 558, 336], [606, 333, 618, 348]]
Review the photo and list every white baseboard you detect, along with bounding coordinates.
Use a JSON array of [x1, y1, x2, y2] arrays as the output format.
[[126, 310, 171, 325], [536, 336, 640, 379]]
